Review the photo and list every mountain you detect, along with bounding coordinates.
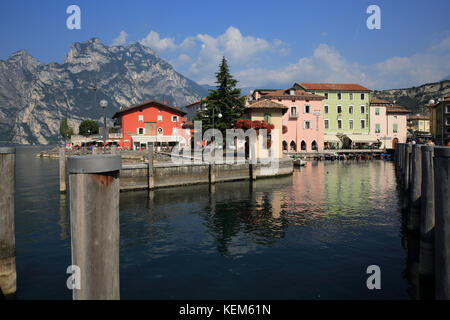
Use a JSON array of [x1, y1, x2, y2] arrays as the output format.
[[372, 80, 450, 115], [0, 38, 208, 144]]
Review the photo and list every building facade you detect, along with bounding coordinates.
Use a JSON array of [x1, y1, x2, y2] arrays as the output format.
[[184, 98, 206, 121], [407, 114, 430, 133], [428, 96, 450, 145], [293, 83, 378, 148], [251, 88, 325, 152], [112, 100, 191, 150], [370, 98, 409, 149]]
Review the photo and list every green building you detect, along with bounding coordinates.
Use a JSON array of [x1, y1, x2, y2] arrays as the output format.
[[293, 83, 378, 148]]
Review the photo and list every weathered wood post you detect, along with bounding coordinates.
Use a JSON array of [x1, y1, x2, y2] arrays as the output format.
[[209, 148, 216, 185], [419, 145, 435, 299], [0, 147, 16, 298], [401, 144, 412, 210], [408, 144, 423, 232], [148, 144, 154, 190], [59, 146, 66, 193], [433, 146, 450, 300], [68, 154, 121, 300]]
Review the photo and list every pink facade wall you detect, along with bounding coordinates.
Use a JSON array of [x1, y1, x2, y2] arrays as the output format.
[[269, 98, 324, 152], [370, 106, 408, 148]]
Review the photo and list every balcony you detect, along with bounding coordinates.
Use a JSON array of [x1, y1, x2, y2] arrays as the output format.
[[289, 112, 298, 119]]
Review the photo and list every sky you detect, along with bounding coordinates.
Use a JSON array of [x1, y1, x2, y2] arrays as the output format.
[[0, 0, 449, 91]]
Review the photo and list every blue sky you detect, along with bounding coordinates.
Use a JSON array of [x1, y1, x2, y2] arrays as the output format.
[[1, 0, 449, 90]]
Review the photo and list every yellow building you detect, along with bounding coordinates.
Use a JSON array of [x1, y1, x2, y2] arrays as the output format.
[[407, 114, 430, 133], [428, 96, 450, 145], [245, 100, 287, 159]]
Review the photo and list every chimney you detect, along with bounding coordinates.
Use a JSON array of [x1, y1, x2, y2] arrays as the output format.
[[163, 99, 167, 105]]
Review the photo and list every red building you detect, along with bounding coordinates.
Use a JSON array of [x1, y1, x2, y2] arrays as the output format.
[[112, 100, 191, 150]]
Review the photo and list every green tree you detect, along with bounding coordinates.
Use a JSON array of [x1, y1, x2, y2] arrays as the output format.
[[194, 57, 246, 138], [60, 118, 74, 144], [79, 120, 99, 136]]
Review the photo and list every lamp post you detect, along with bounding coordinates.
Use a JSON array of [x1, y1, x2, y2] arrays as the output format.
[[100, 100, 108, 152]]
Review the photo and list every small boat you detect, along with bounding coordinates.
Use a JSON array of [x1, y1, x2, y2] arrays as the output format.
[[293, 159, 307, 167]]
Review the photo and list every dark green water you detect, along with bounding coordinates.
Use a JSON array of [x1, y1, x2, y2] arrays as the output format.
[[12, 146, 410, 299]]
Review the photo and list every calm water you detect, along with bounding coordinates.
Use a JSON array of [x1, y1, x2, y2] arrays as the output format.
[[11, 146, 410, 299]]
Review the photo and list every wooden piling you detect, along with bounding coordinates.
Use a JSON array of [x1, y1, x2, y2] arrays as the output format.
[[148, 144, 154, 190], [0, 147, 16, 298], [401, 144, 412, 210], [209, 149, 216, 185], [408, 144, 422, 232], [59, 146, 66, 193], [419, 145, 435, 298], [433, 146, 450, 300], [68, 154, 121, 300]]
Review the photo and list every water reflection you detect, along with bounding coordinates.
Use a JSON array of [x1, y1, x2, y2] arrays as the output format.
[[13, 147, 409, 299]]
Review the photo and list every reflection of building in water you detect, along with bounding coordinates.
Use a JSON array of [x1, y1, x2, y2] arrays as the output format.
[[281, 165, 326, 226]]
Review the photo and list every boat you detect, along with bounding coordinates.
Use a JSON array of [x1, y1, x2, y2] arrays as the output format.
[[293, 159, 307, 167]]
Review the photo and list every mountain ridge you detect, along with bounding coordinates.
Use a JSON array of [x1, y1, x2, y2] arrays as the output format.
[[0, 38, 208, 144]]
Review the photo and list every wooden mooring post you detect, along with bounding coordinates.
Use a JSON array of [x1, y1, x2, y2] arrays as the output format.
[[408, 144, 422, 233], [0, 147, 16, 299], [401, 144, 412, 210], [209, 149, 216, 185], [59, 146, 66, 193], [148, 144, 154, 190], [433, 146, 450, 300], [67, 154, 121, 300], [419, 145, 435, 299]]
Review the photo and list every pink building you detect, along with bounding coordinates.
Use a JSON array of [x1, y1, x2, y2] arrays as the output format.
[[370, 98, 410, 149], [250, 88, 325, 152]]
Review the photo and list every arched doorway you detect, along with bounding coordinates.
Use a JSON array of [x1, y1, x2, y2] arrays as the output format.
[[301, 140, 307, 151], [290, 141, 297, 152], [282, 140, 288, 151], [311, 140, 318, 151], [392, 138, 398, 149]]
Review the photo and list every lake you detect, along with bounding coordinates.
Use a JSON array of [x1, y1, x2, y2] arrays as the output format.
[[10, 146, 410, 299]]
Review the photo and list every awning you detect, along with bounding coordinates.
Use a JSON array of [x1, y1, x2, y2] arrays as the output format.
[[324, 135, 341, 143], [344, 134, 379, 143]]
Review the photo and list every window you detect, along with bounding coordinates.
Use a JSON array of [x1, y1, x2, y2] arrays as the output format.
[[361, 93, 365, 100], [172, 127, 178, 135], [324, 93, 328, 99], [375, 108, 380, 115], [361, 105, 365, 114], [349, 93, 353, 100], [290, 106, 297, 117], [138, 115, 144, 122], [138, 127, 144, 135], [172, 115, 179, 122], [264, 113, 271, 123], [348, 106, 353, 114], [157, 115, 163, 122], [289, 89, 295, 95], [185, 129, 190, 135], [446, 117, 450, 125], [337, 105, 342, 114], [157, 127, 163, 135], [324, 119, 329, 129], [446, 105, 450, 113], [393, 123, 398, 133], [304, 105, 311, 113], [361, 119, 366, 129], [158, 109, 161, 113], [324, 105, 329, 114], [303, 121, 311, 129], [337, 93, 342, 100], [337, 119, 342, 129], [349, 119, 353, 129], [375, 124, 380, 133]]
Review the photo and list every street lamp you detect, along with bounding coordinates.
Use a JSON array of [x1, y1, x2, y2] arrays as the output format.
[[100, 99, 108, 151]]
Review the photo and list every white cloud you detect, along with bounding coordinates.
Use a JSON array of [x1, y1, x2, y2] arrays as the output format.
[[233, 42, 450, 89], [177, 53, 192, 65], [180, 36, 196, 50], [112, 30, 128, 46], [188, 26, 286, 84], [430, 35, 450, 52], [140, 31, 177, 52]]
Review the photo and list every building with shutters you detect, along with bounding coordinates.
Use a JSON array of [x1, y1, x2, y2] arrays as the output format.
[[112, 100, 191, 150]]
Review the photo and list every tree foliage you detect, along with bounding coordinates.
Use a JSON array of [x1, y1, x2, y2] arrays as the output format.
[[59, 118, 74, 142], [194, 57, 246, 137], [79, 120, 99, 136]]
